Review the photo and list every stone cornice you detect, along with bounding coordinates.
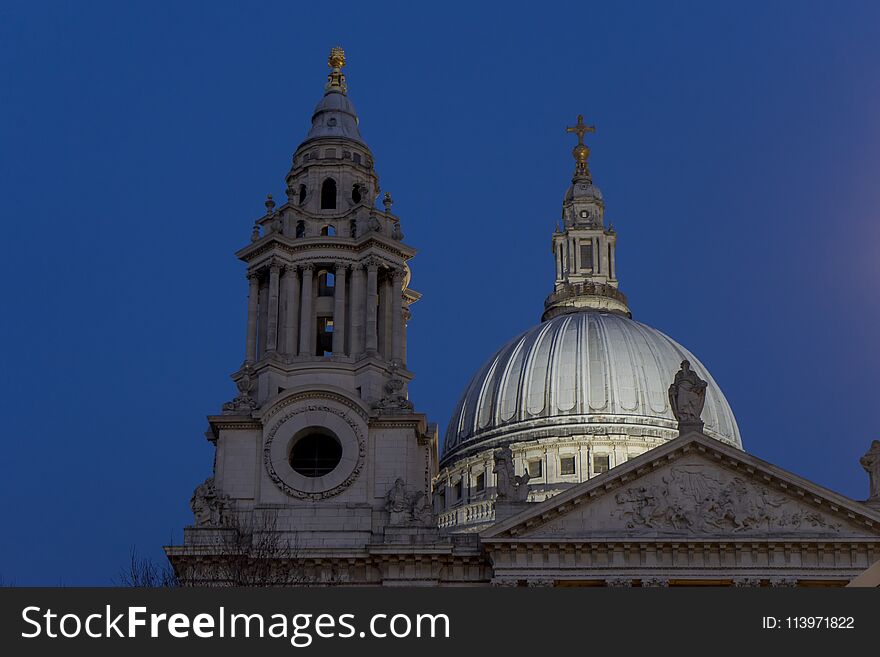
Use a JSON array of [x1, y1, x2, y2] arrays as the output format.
[[482, 537, 880, 547], [243, 353, 414, 381], [256, 203, 366, 227], [237, 234, 415, 268], [441, 414, 686, 467], [292, 135, 376, 158], [368, 413, 428, 431], [205, 415, 262, 442]]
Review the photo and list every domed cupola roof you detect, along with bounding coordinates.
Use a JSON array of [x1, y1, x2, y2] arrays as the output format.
[[304, 46, 365, 145], [564, 179, 604, 203], [441, 114, 742, 469], [441, 312, 741, 465]]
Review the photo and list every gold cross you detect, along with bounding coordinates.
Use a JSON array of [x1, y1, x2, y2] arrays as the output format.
[[565, 115, 595, 145]]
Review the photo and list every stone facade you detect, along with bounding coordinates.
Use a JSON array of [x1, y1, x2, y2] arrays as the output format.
[[164, 49, 880, 587]]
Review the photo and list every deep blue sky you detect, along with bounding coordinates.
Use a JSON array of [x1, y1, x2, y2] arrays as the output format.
[[1, 1, 879, 585]]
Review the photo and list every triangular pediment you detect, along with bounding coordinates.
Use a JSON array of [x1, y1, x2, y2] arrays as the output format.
[[482, 432, 880, 541]]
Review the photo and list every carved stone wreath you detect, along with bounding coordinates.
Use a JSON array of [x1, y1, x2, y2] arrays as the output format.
[[263, 404, 366, 500]]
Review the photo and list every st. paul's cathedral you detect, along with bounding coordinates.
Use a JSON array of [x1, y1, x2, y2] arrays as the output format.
[[165, 48, 880, 587]]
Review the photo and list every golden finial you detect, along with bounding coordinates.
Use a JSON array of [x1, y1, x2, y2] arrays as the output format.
[[565, 114, 596, 179], [328, 46, 346, 69], [325, 46, 348, 94]]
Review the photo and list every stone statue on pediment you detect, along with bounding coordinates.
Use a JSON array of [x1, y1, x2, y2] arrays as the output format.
[[493, 445, 530, 502], [668, 360, 707, 431], [861, 440, 880, 504]]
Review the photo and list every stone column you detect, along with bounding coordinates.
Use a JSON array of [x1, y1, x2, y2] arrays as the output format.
[[265, 262, 281, 354], [391, 268, 404, 363], [401, 306, 410, 367], [298, 264, 314, 356], [379, 276, 391, 358], [333, 264, 347, 356], [245, 272, 259, 363], [609, 241, 616, 279], [594, 237, 600, 273], [350, 264, 365, 357], [365, 260, 379, 355], [555, 242, 562, 280], [283, 265, 299, 356]]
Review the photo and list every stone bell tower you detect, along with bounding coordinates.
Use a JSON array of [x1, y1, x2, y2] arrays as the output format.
[[168, 48, 438, 573], [232, 46, 417, 405], [543, 115, 630, 320]]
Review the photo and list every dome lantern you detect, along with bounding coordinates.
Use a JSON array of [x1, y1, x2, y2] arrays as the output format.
[[544, 116, 629, 320]]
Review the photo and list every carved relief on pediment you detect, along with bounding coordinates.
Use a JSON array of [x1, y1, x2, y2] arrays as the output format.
[[516, 457, 859, 539], [610, 464, 841, 535]]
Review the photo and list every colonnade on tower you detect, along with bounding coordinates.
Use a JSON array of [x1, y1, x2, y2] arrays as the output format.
[[230, 46, 418, 409]]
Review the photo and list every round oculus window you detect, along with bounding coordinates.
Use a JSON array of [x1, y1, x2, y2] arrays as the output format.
[[289, 430, 342, 478]]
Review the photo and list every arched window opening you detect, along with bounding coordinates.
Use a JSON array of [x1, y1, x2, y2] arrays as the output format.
[[320, 178, 337, 209], [320, 224, 337, 237], [349, 219, 357, 238], [298, 184, 307, 204], [295, 220, 305, 238], [316, 317, 335, 356], [351, 184, 362, 204], [580, 241, 593, 271], [317, 270, 336, 296]]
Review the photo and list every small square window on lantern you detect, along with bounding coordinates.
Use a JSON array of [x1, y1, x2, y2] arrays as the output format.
[[560, 456, 576, 475], [527, 459, 543, 478], [593, 455, 610, 475]]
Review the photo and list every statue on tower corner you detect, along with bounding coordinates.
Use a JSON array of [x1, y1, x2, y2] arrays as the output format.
[[668, 360, 707, 433], [190, 477, 228, 527], [384, 478, 434, 526], [860, 440, 880, 508]]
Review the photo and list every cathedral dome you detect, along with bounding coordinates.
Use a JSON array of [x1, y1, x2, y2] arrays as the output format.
[[441, 311, 741, 466]]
